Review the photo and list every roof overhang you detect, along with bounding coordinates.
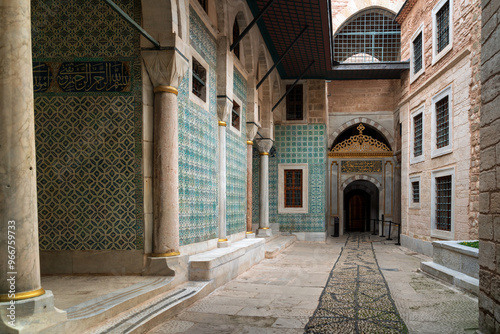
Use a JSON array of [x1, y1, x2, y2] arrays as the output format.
[[246, 0, 408, 81], [326, 61, 410, 80]]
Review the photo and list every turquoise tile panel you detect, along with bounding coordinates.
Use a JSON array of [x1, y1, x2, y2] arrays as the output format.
[[226, 68, 247, 235], [33, 0, 143, 250], [275, 124, 327, 232], [178, 7, 218, 246]]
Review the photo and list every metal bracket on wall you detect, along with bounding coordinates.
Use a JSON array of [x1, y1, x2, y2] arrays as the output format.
[[271, 60, 315, 112], [104, 0, 161, 49], [256, 25, 309, 90], [230, 0, 278, 52]]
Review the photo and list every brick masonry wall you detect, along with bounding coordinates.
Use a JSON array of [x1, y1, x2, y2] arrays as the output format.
[[328, 80, 399, 114], [478, 0, 500, 331]]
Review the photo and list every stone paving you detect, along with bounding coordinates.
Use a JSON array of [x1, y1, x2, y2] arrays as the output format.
[[147, 233, 479, 334], [305, 233, 407, 333]]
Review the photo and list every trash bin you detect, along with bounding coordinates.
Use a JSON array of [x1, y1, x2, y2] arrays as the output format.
[[333, 217, 339, 237]]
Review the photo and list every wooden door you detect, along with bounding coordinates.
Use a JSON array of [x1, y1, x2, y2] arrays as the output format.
[[349, 194, 365, 230]]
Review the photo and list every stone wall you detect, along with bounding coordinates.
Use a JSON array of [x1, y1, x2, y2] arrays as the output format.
[[478, 0, 500, 331], [328, 80, 398, 114], [398, 0, 479, 251]]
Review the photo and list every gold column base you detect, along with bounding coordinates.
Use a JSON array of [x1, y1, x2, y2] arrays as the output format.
[[261, 227, 270, 230], [245, 231, 254, 234], [218, 238, 228, 242], [0, 288, 45, 302], [151, 251, 180, 257]]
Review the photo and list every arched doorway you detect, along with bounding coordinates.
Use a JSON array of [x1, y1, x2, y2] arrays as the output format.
[[343, 180, 380, 233]]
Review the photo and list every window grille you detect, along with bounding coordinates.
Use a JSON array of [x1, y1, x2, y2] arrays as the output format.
[[286, 84, 303, 120], [435, 96, 449, 148], [333, 9, 401, 63], [436, 1, 450, 53], [192, 57, 206, 102], [413, 32, 423, 74], [285, 170, 302, 208], [233, 20, 240, 59], [436, 175, 452, 231], [197, 0, 208, 12], [412, 181, 420, 203], [231, 101, 240, 131], [414, 113, 423, 157]]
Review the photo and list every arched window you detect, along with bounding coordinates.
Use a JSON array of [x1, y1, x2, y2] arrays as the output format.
[[233, 19, 240, 59], [333, 8, 401, 63]]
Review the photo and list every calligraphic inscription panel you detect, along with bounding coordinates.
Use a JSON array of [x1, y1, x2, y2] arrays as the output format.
[[341, 160, 382, 173], [33, 61, 131, 93]]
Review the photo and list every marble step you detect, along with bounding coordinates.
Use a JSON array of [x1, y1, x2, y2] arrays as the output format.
[[86, 281, 211, 334], [189, 238, 265, 288], [420, 261, 479, 296], [41, 276, 181, 333], [265, 235, 297, 259]]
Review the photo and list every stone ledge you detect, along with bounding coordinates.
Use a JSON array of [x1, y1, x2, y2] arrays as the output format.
[[189, 238, 265, 287], [432, 240, 479, 279], [265, 236, 297, 259], [291, 232, 327, 242], [433, 240, 479, 258], [420, 261, 479, 296]]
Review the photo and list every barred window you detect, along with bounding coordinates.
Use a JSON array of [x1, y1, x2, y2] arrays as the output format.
[[412, 181, 420, 203], [436, 1, 450, 53], [414, 113, 423, 157], [233, 20, 240, 59], [413, 32, 423, 74], [231, 101, 240, 131], [286, 84, 303, 120], [333, 8, 401, 63], [436, 175, 452, 231], [285, 170, 302, 208], [192, 57, 206, 102], [435, 96, 449, 148]]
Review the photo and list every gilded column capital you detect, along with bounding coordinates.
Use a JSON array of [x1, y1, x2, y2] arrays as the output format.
[[217, 96, 233, 123], [142, 49, 188, 89], [246, 122, 259, 142], [255, 138, 274, 154]]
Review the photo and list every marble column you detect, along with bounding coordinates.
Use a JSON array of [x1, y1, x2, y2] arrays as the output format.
[[152, 86, 180, 255], [217, 98, 232, 248], [1, 2, 67, 331], [0, 0, 44, 302], [245, 123, 259, 238], [255, 139, 274, 237], [142, 50, 187, 257]]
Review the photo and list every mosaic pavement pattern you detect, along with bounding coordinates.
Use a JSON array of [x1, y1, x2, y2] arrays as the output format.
[[305, 233, 408, 333]]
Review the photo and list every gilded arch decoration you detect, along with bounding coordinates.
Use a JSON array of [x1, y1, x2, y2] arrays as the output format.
[[329, 123, 393, 158], [329, 118, 394, 148]]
